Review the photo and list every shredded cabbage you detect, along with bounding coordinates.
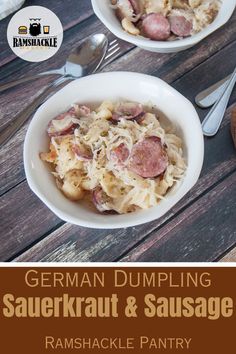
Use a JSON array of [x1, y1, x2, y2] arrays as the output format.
[[40, 101, 186, 214]]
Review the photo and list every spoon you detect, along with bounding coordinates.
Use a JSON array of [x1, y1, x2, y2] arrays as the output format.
[[0, 33, 107, 93], [0, 33, 108, 147], [195, 75, 231, 108], [202, 67, 236, 136]]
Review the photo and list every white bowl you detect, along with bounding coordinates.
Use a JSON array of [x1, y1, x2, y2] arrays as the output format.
[[92, 0, 236, 53], [24, 72, 204, 229]]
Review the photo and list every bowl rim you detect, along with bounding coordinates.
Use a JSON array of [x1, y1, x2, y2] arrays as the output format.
[[24, 71, 204, 229], [91, 0, 236, 49]]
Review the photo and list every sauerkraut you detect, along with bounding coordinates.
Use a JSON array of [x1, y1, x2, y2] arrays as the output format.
[[111, 0, 221, 40], [40, 101, 186, 214]]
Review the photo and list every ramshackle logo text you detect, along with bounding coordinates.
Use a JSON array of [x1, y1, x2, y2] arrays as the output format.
[[13, 17, 57, 48], [7, 6, 63, 62]]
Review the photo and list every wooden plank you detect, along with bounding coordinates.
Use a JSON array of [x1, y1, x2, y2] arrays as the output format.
[[0, 16, 115, 129], [1, 32, 236, 197], [0, 21, 133, 196], [12, 103, 236, 262], [1, 9, 236, 125], [14, 167, 236, 263], [219, 247, 236, 262], [2, 41, 236, 261], [172, 51, 236, 123], [1, 14, 236, 261], [0, 15, 133, 130], [1, 2, 235, 84], [119, 172, 236, 262], [103, 10, 236, 82], [0, 0, 93, 68], [0, 181, 61, 261]]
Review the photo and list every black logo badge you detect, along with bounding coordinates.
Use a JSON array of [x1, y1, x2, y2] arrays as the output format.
[[29, 18, 41, 36], [8, 5, 63, 62]]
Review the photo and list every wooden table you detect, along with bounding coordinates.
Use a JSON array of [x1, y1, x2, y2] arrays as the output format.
[[1, 0, 236, 263]]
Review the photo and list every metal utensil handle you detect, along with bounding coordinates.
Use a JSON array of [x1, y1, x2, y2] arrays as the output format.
[[195, 75, 231, 108], [0, 76, 70, 147], [0, 69, 64, 94], [202, 69, 236, 137]]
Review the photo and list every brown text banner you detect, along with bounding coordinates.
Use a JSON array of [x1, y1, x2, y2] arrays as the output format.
[[0, 267, 235, 353]]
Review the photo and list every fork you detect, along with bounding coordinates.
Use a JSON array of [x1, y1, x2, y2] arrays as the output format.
[[100, 38, 122, 69], [0, 37, 123, 147]]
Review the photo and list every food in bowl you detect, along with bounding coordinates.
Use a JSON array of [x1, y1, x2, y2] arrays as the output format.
[[24, 72, 204, 228], [110, 0, 221, 40], [40, 100, 186, 214]]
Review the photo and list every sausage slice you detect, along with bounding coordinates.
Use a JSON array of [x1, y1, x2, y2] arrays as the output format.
[[115, 0, 135, 21], [129, 136, 168, 178], [72, 143, 93, 161], [110, 143, 130, 165], [112, 102, 144, 121], [169, 15, 192, 37], [92, 187, 112, 212], [142, 13, 171, 41], [129, 0, 142, 14], [47, 108, 78, 137]]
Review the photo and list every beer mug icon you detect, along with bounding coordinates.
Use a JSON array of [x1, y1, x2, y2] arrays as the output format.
[[43, 26, 50, 34]]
